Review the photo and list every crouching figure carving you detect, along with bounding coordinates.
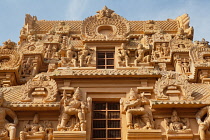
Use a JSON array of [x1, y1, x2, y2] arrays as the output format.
[[196, 106, 210, 140], [57, 87, 91, 131], [120, 89, 154, 129], [20, 114, 46, 140], [165, 110, 191, 134], [0, 92, 18, 140]]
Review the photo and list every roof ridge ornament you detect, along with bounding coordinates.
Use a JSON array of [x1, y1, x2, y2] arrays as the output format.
[[96, 6, 115, 19]]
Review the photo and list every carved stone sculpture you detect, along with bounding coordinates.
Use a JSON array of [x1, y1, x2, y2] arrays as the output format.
[[121, 89, 154, 129], [165, 110, 191, 134], [78, 44, 93, 67], [134, 44, 150, 66], [59, 45, 78, 67], [21, 74, 58, 102], [118, 43, 131, 67], [57, 88, 91, 131], [20, 114, 45, 140], [0, 92, 18, 140], [21, 57, 34, 75], [2, 39, 16, 50], [196, 106, 210, 140], [96, 6, 114, 19]]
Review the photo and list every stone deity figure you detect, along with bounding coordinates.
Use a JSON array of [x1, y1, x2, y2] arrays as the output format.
[[66, 45, 77, 67], [0, 92, 18, 140], [182, 59, 190, 73], [117, 43, 130, 67], [161, 43, 169, 57], [196, 106, 210, 140], [22, 57, 34, 75], [78, 44, 93, 67], [45, 45, 52, 59], [120, 89, 153, 129], [20, 114, 45, 140], [57, 88, 91, 131], [168, 110, 186, 131], [134, 44, 146, 66]]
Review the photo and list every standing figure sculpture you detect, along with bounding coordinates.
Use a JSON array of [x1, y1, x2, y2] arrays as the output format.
[[22, 57, 34, 75], [78, 44, 93, 67], [118, 43, 130, 67], [134, 44, 146, 66], [57, 88, 91, 131], [196, 106, 210, 140], [120, 89, 153, 129], [0, 92, 18, 140], [66, 45, 77, 67]]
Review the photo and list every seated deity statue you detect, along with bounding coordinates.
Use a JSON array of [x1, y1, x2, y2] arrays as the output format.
[[196, 106, 210, 140], [57, 88, 91, 131], [0, 92, 18, 140], [20, 114, 45, 140], [78, 44, 93, 67], [120, 89, 153, 129], [117, 43, 130, 67], [165, 110, 190, 134]]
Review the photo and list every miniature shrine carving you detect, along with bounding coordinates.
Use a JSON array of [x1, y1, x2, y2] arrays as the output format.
[[57, 88, 91, 131], [196, 106, 210, 140], [0, 92, 18, 140], [164, 110, 191, 134], [121, 89, 154, 129]]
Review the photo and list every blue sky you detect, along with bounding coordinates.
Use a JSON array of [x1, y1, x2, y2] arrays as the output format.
[[0, 0, 210, 44]]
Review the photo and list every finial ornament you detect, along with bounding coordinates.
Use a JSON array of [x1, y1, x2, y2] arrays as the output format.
[[96, 6, 114, 19]]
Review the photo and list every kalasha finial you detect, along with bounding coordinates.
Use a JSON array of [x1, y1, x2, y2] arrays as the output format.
[[96, 6, 114, 19]]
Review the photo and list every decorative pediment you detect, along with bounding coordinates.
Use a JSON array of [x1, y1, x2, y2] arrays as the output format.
[[19, 35, 44, 54], [152, 31, 172, 42], [49, 21, 70, 35], [170, 37, 193, 52], [143, 20, 160, 34], [0, 48, 22, 70], [21, 74, 58, 102], [154, 72, 194, 100], [190, 46, 210, 67], [81, 6, 130, 41]]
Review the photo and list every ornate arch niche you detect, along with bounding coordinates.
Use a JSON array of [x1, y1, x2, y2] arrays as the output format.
[[0, 49, 22, 70], [154, 73, 194, 101], [21, 74, 58, 102], [81, 6, 130, 40], [190, 47, 210, 65]]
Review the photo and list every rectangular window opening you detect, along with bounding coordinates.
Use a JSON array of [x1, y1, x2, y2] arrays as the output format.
[[97, 52, 114, 69], [92, 102, 121, 140]]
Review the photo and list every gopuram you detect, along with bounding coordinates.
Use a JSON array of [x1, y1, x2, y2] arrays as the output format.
[[1, 6, 210, 140]]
